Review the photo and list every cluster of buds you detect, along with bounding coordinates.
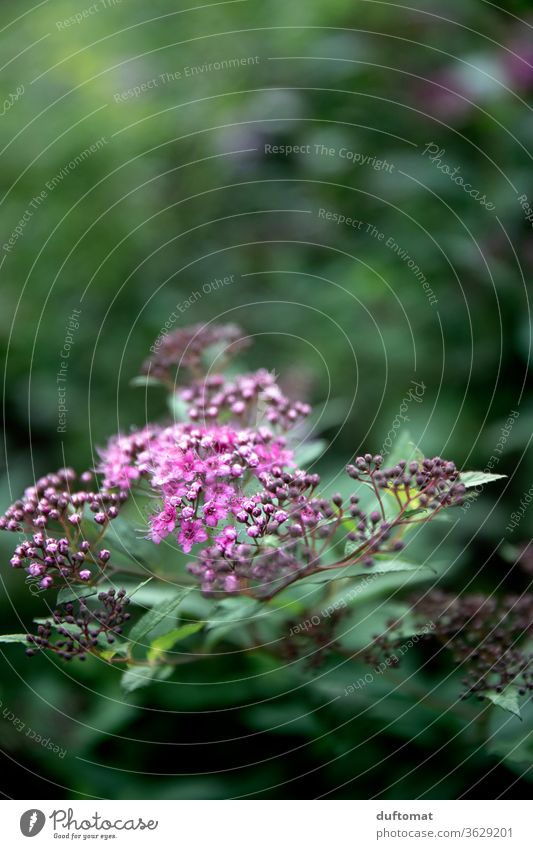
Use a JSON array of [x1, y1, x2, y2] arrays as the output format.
[[0, 468, 128, 534], [187, 467, 413, 596], [188, 541, 304, 597], [179, 369, 311, 429], [26, 589, 131, 660], [8, 533, 111, 591], [366, 590, 533, 699], [347, 454, 466, 511], [142, 322, 249, 381], [0, 468, 125, 590]]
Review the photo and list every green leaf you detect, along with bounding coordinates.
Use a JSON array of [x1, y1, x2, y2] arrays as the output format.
[[167, 393, 190, 421], [121, 663, 173, 693], [0, 634, 28, 644], [57, 586, 98, 605], [460, 471, 506, 489], [128, 577, 154, 599], [402, 506, 453, 523], [322, 567, 433, 609], [128, 587, 191, 646], [301, 560, 433, 586], [100, 642, 129, 661], [130, 375, 164, 389], [294, 439, 327, 468], [385, 430, 422, 466], [205, 596, 261, 648], [486, 686, 522, 719], [147, 622, 204, 663]]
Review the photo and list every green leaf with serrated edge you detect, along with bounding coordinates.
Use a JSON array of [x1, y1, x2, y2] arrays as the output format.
[[301, 560, 434, 586], [460, 471, 506, 489], [121, 663, 173, 693], [56, 586, 98, 605], [0, 634, 28, 644], [294, 440, 327, 468], [486, 686, 522, 719], [128, 587, 191, 646], [147, 622, 204, 663]]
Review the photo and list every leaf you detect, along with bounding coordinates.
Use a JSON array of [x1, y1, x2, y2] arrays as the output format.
[[486, 686, 522, 719], [301, 560, 434, 586], [204, 596, 261, 648], [147, 622, 204, 663], [322, 567, 433, 609], [294, 439, 327, 468], [100, 643, 129, 661], [128, 587, 191, 646], [460, 471, 506, 489], [402, 506, 453, 523], [121, 664, 173, 693], [128, 577, 154, 599], [129, 375, 164, 389], [167, 393, 190, 421], [56, 586, 98, 605], [0, 634, 28, 644], [56, 578, 152, 610], [385, 430, 422, 466]]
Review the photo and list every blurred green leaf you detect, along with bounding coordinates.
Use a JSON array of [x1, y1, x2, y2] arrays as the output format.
[[301, 559, 433, 586], [128, 588, 192, 647], [147, 622, 204, 663], [486, 686, 522, 719], [294, 439, 327, 468], [56, 586, 98, 605], [121, 663, 174, 693]]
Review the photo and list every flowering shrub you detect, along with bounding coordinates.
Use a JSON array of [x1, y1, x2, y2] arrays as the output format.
[[2, 323, 526, 714]]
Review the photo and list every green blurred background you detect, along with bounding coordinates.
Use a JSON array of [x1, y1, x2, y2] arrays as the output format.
[[0, 0, 532, 799]]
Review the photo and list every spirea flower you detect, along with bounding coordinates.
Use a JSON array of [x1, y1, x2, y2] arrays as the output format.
[[98, 422, 296, 554]]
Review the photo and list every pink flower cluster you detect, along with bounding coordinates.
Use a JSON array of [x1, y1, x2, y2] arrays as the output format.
[[99, 421, 295, 553], [98, 364, 310, 556]]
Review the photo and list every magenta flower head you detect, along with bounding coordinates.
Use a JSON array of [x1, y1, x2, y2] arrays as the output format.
[[178, 519, 208, 553]]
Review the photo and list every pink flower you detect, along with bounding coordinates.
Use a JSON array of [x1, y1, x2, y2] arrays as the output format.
[[178, 519, 208, 553], [150, 504, 177, 544], [202, 499, 229, 527], [214, 525, 238, 553], [177, 449, 204, 482], [205, 483, 233, 503]]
